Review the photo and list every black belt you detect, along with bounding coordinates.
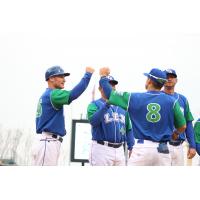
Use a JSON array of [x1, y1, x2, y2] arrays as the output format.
[[169, 140, 183, 146], [136, 139, 168, 144], [52, 134, 63, 143], [97, 141, 123, 148]]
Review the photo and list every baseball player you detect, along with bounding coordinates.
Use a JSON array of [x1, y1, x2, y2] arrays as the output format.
[[163, 69, 196, 165], [87, 76, 134, 166], [194, 119, 200, 156], [33, 65, 95, 166], [99, 67, 186, 166]]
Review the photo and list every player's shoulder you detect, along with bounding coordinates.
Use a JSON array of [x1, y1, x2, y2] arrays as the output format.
[[160, 91, 179, 102], [89, 98, 100, 105], [42, 88, 53, 97], [90, 98, 106, 107], [161, 92, 177, 104], [176, 92, 188, 101]]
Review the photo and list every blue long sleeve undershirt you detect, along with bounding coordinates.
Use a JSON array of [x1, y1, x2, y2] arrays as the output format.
[[126, 129, 134, 150], [68, 72, 92, 104], [186, 121, 196, 149], [99, 77, 112, 99]]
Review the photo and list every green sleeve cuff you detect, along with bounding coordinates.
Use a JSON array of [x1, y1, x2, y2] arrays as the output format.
[[50, 89, 70, 109], [108, 90, 131, 110]]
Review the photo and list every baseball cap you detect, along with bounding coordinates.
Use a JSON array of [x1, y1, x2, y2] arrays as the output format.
[[99, 75, 118, 87], [45, 66, 70, 81], [144, 68, 167, 85], [164, 68, 177, 78], [107, 75, 118, 85]]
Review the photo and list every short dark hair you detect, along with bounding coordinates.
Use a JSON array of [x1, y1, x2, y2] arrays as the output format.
[[151, 80, 163, 90]]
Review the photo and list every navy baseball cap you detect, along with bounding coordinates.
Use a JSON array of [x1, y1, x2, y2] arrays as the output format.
[[164, 68, 177, 78], [107, 75, 118, 85], [144, 68, 167, 85], [99, 75, 118, 86], [45, 66, 70, 81]]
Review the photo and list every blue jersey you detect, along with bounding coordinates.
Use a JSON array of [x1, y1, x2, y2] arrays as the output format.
[[99, 77, 186, 142], [36, 88, 67, 136], [127, 91, 183, 142], [36, 72, 92, 136], [162, 92, 196, 148], [87, 98, 134, 150]]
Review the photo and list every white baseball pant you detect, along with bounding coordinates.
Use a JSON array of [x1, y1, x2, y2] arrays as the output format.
[[169, 144, 184, 166], [32, 132, 62, 166], [128, 140, 171, 166], [89, 140, 125, 166]]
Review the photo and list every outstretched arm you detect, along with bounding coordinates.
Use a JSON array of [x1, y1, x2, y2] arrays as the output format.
[[87, 102, 110, 127], [99, 67, 112, 98], [99, 67, 131, 110], [68, 67, 95, 104]]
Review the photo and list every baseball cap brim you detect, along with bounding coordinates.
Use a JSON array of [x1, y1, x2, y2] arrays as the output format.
[[63, 72, 70, 76], [166, 73, 177, 78], [143, 73, 149, 77], [50, 72, 70, 78], [109, 80, 118, 85]]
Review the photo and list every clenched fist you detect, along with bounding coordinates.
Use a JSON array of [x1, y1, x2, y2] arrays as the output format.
[[99, 67, 110, 77], [86, 67, 95, 74]]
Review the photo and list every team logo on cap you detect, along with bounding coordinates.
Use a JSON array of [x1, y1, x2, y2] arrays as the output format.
[[166, 69, 173, 73]]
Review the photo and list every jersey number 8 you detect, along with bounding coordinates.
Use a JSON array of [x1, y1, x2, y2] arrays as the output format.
[[146, 103, 161, 123]]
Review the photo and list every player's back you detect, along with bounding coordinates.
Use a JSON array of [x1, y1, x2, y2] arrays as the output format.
[[128, 91, 175, 142]]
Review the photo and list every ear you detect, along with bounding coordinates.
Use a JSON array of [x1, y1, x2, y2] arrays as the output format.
[[147, 78, 151, 84], [49, 77, 55, 82]]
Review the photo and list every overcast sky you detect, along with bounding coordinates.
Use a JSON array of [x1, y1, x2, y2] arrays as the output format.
[[0, 0, 200, 131]]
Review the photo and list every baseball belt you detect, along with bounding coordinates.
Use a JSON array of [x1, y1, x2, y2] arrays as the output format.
[[97, 140, 123, 148]]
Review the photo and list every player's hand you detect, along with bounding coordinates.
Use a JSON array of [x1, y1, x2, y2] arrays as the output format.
[[172, 131, 179, 140], [86, 67, 95, 74], [129, 150, 132, 158], [99, 67, 110, 77], [187, 148, 196, 159]]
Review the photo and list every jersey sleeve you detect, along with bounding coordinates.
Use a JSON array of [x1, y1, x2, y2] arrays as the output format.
[[87, 102, 98, 121], [194, 120, 200, 143], [87, 102, 110, 127], [68, 72, 92, 104], [125, 112, 132, 131], [173, 101, 186, 129], [184, 100, 194, 122], [50, 89, 70, 109], [108, 90, 131, 110]]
